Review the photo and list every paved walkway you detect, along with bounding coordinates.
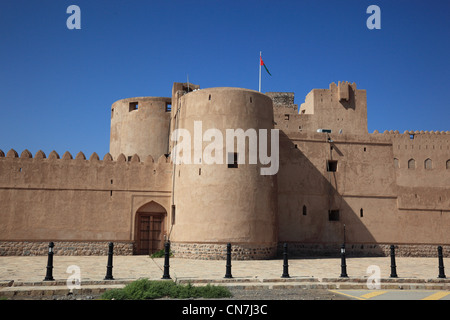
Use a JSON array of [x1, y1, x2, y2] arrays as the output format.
[[1, 255, 449, 297]]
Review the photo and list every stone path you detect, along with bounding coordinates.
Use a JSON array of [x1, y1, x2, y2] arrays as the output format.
[[1, 255, 449, 298]]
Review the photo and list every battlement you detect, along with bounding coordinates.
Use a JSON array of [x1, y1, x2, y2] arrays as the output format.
[[0, 148, 172, 165], [372, 130, 450, 135]]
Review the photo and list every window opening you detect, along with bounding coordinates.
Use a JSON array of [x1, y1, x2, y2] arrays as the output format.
[[327, 160, 338, 172], [425, 158, 432, 170], [328, 210, 340, 221], [227, 152, 238, 168], [129, 102, 139, 112]]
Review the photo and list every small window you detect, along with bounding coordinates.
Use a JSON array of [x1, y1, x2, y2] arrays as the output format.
[[129, 102, 139, 112], [327, 160, 338, 172], [171, 205, 176, 225], [394, 158, 399, 169], [127, 156, 132, 162], [328, 210, 340, 221], [424, 158, 432, 170], [284, 114, 290, 120], [165, 102, 172, 112], [408, 159, 415, 169], [227, 152, 238, 168], [360, 208, 364, 217], [302, 205, 307, 216]]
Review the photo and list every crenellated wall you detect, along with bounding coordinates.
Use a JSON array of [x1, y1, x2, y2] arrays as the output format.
[[270, 87, 449, 255], [0, 148, 173, 255]]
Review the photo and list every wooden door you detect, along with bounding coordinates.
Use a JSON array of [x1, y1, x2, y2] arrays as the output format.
[[137, 214, 163, 255]]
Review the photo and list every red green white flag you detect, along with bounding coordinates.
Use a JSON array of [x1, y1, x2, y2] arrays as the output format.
[[260, 56, 272, 76]]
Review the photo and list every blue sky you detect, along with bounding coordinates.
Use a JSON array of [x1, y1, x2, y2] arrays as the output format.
[[0, 0, 449, 158]]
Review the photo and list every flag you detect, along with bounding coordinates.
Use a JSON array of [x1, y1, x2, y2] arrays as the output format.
[[260, 56, 272, 76]]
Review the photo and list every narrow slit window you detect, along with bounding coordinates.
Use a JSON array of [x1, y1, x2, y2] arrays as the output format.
[[302, 205, 307, 216], [326, 160, 338, 172], [360, 208, 364, 217], [165, 102, 172, 112], [171, 205, 176, 225], [227, 152, 238, 168]]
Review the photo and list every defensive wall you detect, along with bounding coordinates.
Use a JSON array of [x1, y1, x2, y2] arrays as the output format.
[[0, 149, 173, 256]]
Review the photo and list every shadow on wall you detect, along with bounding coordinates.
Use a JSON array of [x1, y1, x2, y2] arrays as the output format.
[[277, 131, 384, 258]]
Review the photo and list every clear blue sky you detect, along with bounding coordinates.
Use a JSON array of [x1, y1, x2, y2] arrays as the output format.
[[1, 0, 449, 158]]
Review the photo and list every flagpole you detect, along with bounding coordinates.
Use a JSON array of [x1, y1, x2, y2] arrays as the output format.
[[259, 51, 261, 92]]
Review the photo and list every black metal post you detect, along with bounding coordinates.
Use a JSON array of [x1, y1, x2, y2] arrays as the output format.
[[104, 242, 114, 280], [390, 245, 398, 278], [224, 243, 233, 278], [438, 246, 446, 279], [340, 243, 348, 278], [44, 242, 55, 281], [281, 243, 290, 278], [162, 241, 171, 279]]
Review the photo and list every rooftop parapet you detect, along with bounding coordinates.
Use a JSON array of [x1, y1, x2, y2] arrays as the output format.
[[0, 149, 172, 165]]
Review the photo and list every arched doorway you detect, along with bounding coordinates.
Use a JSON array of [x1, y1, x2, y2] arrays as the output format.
[[135, 201, 167, 255]]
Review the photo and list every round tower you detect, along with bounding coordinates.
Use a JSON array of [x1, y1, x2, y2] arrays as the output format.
[[169, 87, 278, 259], [110, 97, 171, 161]]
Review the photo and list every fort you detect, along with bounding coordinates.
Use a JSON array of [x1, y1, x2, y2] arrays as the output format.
[[0, 81, 449, 259]]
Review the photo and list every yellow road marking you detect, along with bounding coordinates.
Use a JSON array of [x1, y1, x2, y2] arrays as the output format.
[[360, 291, 387, 299], [329, 290, 366, 300], [422, 291, 450, 300]]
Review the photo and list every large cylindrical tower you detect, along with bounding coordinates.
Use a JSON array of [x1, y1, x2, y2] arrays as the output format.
[[110, 97, 171, 161], [169, 87, 278, 259]]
